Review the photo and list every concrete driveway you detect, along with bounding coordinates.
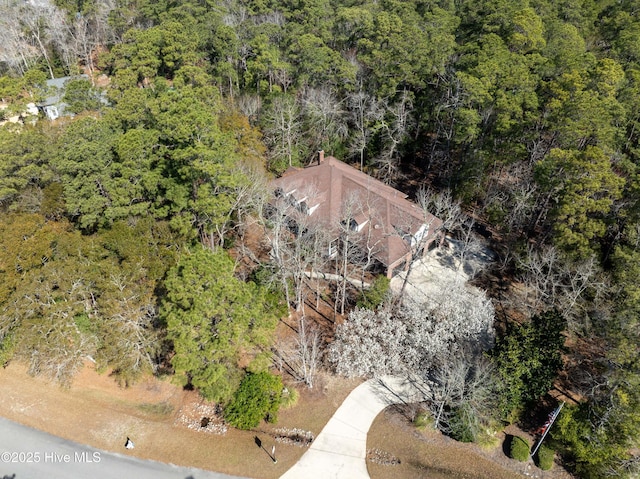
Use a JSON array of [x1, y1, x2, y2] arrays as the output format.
[[279, 375, 429, 479], [0, 376, 428, 479]]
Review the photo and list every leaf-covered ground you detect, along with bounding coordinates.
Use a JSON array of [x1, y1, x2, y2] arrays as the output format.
[[0, 360, 576, 479], [367, 406, 575, 479], [0, 362, 357, 478]]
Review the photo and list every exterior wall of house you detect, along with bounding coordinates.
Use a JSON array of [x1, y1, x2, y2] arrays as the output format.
[[270, 154, 444, 278]]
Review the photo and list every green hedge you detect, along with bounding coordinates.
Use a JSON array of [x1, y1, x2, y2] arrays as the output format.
[[535, 445, 554, 470], [449, 404, 479, 443], [224, 372, 283, 430], [510, 435, 530, 462], [357, 275, 390, 309]]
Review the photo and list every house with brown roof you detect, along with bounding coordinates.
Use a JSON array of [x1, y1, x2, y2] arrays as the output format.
[[271, 151, 443, 278]]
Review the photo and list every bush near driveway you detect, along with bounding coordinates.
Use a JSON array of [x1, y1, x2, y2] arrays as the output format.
[[224, 372, 283, 430]]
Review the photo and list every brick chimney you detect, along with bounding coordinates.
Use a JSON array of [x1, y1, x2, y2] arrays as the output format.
[[318, 150, 325, 165]]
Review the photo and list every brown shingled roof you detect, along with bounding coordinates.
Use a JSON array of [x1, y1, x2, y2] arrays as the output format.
[[271, 156, 443, 275]]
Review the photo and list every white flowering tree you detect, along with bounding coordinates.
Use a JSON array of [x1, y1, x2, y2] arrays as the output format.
[[328, 276, 495, 378], [328, 307, 408, 377]]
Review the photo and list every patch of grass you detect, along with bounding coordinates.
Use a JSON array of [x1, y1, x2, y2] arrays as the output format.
[[137, 401, 174, 416], [414, 411, 433, 430], [0, 363, 361, 479], [477, 428, 500, 450], [448, 404, 478, 442], [280, 386, 299, 409], [74, 313, 96, 334]]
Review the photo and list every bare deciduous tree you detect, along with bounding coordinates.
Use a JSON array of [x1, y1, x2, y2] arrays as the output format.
[[262, 189, 295, 308], [59, 2, 115, 77], [263, 95, 303, 170], [415, 186, 463, 236], [333, 193, 381, 315], [0, 8, 37, 75], [202, 160, 270, 249], [374, 90, 415, 185], [346, 89, 383, 170], [96, 272, 160, 384], [301, 87, 348, 157], [500, 163, 538, 236], [454, 216, 484, 274], [0, 0, 115, 77], [393, 187, 449, 300], [517, 245, 606, 331], [236, 94, 262, 125], [8, 269, 98, 385], [429, 354, 498, 437], [262, 184, 328, 313], [415, 186, 488, 278], [274, 316, 321, 388], [306, 225, 332, 310]]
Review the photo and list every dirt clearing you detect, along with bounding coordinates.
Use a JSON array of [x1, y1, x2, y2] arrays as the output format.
[[367, 406, 574, 479]]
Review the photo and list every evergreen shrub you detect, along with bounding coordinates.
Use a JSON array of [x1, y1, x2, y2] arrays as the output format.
[[224, 372, 283, 429], [535, 445, 554, 470], [510, 435, 530, 462]]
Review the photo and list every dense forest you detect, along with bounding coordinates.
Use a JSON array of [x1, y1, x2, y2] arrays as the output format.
[[1, 0, 640, 476]]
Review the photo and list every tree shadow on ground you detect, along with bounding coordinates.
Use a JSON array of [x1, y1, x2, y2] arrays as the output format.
[[503, 434, 515, 457]]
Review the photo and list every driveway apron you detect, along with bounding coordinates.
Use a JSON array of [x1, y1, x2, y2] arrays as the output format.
[[280, 375, 429, 479]]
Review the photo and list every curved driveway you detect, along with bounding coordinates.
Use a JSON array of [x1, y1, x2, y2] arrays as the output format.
[[0, 416, 242, 479], [280, 375, 430, 479], [0, 376, 427, 479]]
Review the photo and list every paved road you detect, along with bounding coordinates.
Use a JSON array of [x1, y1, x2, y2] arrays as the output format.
[[0, 376, 428, 479], [0, 417, 243, 479], [280, 375, 430, 479]]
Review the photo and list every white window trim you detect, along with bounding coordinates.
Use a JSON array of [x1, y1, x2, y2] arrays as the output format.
[[411, 223, 429, 247], [355, 219, 368, 232], [328, 239, 338, 258]]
